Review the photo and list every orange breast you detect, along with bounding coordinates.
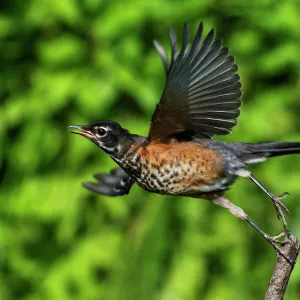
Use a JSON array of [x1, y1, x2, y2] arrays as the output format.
[[133, 141, 225, 193]]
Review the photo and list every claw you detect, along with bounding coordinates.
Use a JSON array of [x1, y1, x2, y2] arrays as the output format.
[[279, 191, 290, 197], [277, 192, 290, 202]]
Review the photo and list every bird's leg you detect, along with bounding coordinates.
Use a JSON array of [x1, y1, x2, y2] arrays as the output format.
[[211, 196, 293, 265], [249, 174, 290, 232]]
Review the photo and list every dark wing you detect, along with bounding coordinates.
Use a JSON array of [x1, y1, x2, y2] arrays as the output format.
[[149, 22, 242, 143], [82, 168, 134, 196]]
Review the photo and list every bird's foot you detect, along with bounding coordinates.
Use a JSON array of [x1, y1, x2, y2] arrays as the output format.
[[267, 232, 293, 265], [271, 192, 290, 232], [270, 232, 288, 246], [274, 192, 290, 213]]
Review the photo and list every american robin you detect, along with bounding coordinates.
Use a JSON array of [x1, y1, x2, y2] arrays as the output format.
[[69, 22, 300, 264]]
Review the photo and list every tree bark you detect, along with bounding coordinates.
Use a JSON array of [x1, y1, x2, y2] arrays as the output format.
[[265, 234, 300, 300]]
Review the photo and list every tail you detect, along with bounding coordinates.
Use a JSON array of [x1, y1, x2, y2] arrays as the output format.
[[224, 142, 300, 164]]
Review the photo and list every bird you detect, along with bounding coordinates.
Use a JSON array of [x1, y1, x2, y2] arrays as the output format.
[[69, 21, 300, 264]]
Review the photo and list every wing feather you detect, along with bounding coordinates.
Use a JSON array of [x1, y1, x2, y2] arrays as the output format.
[[153, 40, 169, 73], [148, 22, 242, 142]]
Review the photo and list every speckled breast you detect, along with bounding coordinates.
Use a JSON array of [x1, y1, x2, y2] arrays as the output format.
[[118, 142, 235, 195]]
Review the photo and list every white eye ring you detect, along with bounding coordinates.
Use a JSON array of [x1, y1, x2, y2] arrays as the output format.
[[97, 127, 107, 137]]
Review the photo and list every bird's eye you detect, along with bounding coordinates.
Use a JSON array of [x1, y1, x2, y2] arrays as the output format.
[[97, 127, 107, 137]]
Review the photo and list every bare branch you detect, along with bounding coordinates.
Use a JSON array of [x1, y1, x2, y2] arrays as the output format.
[[265, 234, 300, 300]]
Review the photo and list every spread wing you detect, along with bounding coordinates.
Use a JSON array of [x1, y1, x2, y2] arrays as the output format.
[[82, 168, 134, 196], [148, 22, 242, 143]]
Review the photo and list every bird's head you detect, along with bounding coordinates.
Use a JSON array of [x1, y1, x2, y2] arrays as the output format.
[[69, 120, 134, 159]]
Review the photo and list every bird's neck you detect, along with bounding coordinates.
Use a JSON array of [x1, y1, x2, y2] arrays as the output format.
[[108, 133, 146, 165]]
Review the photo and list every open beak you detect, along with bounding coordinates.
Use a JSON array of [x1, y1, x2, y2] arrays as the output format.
[[68, 125, 96, 142]]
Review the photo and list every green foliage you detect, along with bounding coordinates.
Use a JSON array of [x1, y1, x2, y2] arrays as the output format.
[[1, 1, 300, 299]]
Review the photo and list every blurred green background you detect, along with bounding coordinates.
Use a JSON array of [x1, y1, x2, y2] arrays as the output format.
[[1, 0, 300, 299]]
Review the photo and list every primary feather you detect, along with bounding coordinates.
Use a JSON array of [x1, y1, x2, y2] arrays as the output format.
[[149, 22, 242, 143]]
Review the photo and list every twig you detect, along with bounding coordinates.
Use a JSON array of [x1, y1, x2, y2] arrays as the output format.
[[265, 234, 300, 300]]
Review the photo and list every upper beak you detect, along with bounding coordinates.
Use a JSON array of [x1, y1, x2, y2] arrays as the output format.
[[68, 125, 96, 141]]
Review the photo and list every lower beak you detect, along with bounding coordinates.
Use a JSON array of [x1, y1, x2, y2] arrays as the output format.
[[68, 125, 96, 141]]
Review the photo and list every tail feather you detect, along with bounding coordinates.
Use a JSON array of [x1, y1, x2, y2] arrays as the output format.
[[250, 142, 300, 157], [224, 142, 300, 164]]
